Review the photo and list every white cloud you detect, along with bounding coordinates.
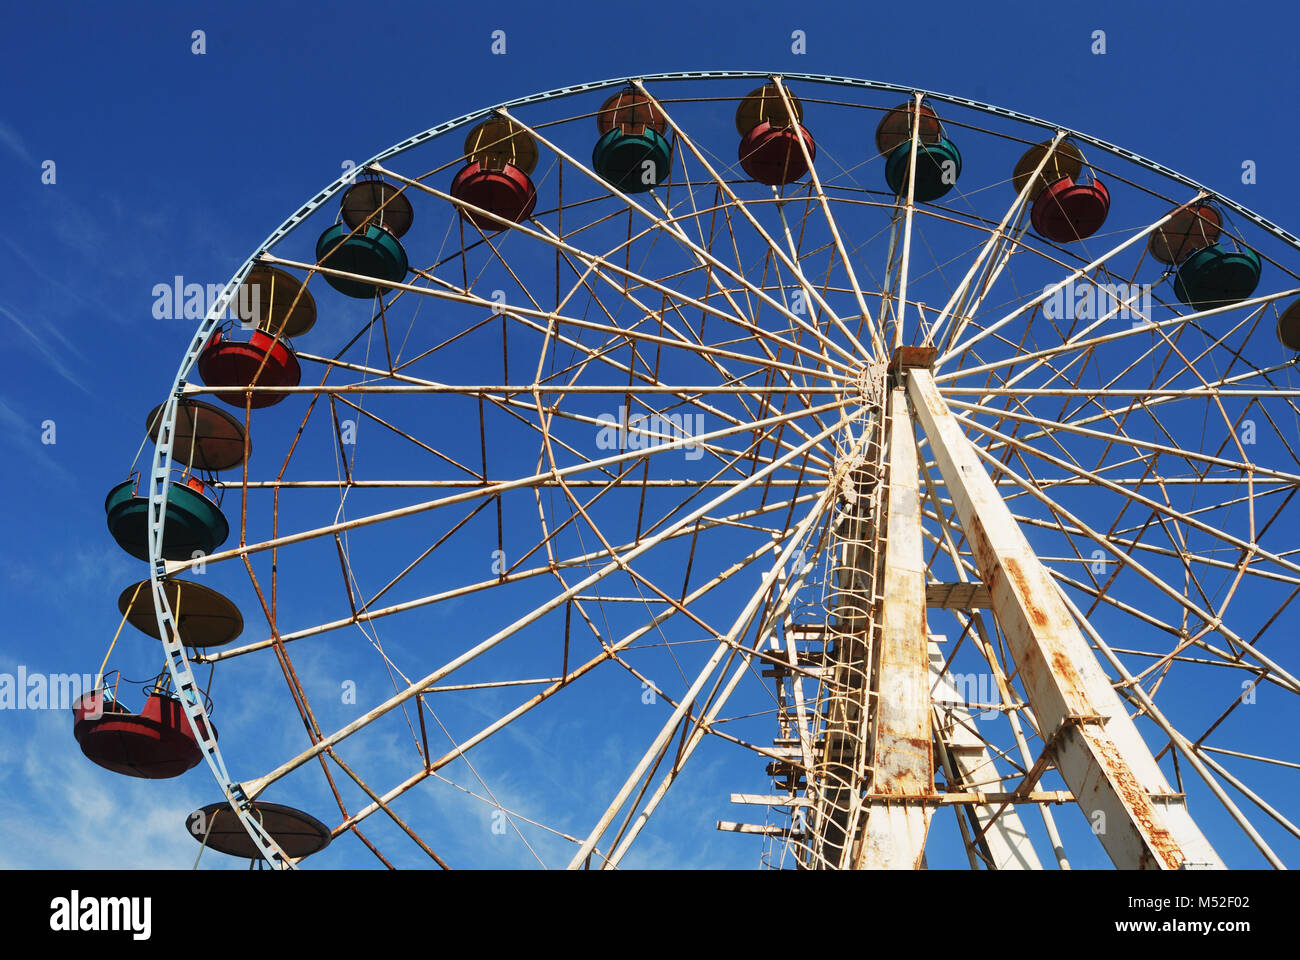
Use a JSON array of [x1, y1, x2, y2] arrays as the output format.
[[0, 120, 36, 167], [0, 711, 234, 869], [0, 302, 93, 396]]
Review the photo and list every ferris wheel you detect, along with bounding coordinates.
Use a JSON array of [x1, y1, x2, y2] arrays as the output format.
[[78, 71, 1300, 869]]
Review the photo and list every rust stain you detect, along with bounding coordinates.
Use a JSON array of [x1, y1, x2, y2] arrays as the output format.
[[967, 520, 1001, 593], [1092, 733, 1185, 870], [888, 345, 938, 372], [874, 734, 935, 795], [1003, 557, 1049, 630], [1048, 649, 1093, 713], [964, 501, 1186, 869]]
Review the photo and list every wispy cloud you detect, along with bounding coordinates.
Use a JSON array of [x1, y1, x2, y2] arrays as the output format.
[[0, 396, 78, 487], [0, 119, 36, 167], [0, 233, 108, 316], [0, 712, 234, 869], [0, 302, 92, 396]]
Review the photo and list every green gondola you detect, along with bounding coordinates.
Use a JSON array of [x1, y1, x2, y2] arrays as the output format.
[[315, 222, 409, 299], [592, 127, 672, 194], [885, 138, 962, 202], [1173, 243, 1261, 312], [105, 478, 230, 562]]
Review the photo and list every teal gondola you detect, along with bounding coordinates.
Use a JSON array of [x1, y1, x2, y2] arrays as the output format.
[[885, 138, 962, 202], [105, 473, 230, 562], [1173, 243, 1261, 312], [315, 222, 409, 299], [593, 127, 672, 193]]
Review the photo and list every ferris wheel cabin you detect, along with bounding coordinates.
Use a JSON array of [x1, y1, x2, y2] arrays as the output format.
[[104, 399, 245, 561], [736, 84, 816, 186], [314, 177, 413, 299], [187, 801, 332, 863], [73, 686, 209, 779], [591, 89, 672, 194], [878, 100, 962, 202], [197, 265, 315, 408], [450, 117, 539, 229]]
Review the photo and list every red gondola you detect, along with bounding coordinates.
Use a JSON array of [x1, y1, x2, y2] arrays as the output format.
[[738, 120, 815, 186], [449, 161, 537, 229], [1031, 173, 1110, 243], [73, 683, 212, 779], [735, 84, 814, 187], [198, 326, 301, 409], [451, 118, 539, 231]]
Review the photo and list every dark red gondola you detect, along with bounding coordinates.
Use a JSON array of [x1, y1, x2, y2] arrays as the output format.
[[73, 686, 211, 779], [734, 83, 814, 187], [738, 120, 815, 186], [1031, 173, 1110, 243], [450, 161, 537, 229], [198, 327, 301, 409], [451, 118, 539, 231]]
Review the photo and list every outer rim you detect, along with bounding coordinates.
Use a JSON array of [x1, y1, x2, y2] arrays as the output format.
[[143, 70, 1300, 869]]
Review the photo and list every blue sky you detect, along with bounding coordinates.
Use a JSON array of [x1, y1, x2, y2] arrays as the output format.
[[1, 0, 1297, 869]]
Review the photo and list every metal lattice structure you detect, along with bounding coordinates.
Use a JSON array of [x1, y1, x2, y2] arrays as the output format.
[[122, 72, 1300, 869]]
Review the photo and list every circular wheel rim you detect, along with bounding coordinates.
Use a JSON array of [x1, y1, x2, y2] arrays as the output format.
[[136, 71, 1300, 870]]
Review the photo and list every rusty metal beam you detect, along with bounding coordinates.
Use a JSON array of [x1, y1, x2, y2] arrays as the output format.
[[907, 368, 1223, 870], [855, 386, 934, 868]]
